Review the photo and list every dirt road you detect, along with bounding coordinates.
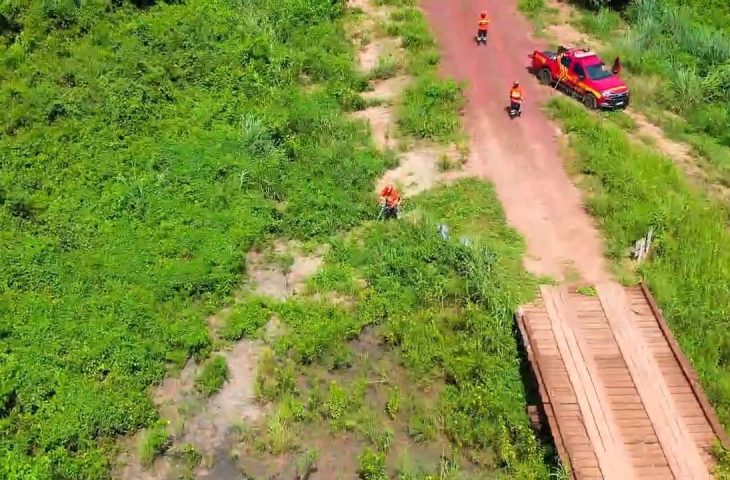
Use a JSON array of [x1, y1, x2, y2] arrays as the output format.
[[420, 1, 724, 478], [421, 0, 608, 283]]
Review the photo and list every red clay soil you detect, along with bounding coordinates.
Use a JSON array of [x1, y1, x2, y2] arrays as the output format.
[[421, 0, 608, 283]]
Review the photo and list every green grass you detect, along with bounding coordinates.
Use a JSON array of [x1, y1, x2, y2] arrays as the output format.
[[399, 75, 465, 141], [0, 0, 389, 477], [226, 184, 551, 476], [547, 97, 730, 432], [370, 54, 401, 80], [138, 420, 171, 467], [553, 0, 730, 183], [220, 297, 272, 341], [383, 5, 464, 140], [194, 355, 229, 397], [276, 180, 550, 477]]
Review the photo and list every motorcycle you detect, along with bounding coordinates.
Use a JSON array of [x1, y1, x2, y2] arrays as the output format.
[[475, 30, 488, 46], [508, 101, 522, 119]]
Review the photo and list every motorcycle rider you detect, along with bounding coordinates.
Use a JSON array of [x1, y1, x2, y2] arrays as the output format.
[[509, 81, 524, 115], [477, 11, 489, 42]]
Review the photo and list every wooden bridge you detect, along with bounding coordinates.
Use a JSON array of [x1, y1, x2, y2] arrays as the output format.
[[517, 282, 728, 479]]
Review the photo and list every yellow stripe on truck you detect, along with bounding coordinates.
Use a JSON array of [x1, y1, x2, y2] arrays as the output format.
[[578, 82, 600, 98]]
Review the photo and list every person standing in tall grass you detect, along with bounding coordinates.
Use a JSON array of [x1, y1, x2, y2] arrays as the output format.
[[612, 56, 622, 75]]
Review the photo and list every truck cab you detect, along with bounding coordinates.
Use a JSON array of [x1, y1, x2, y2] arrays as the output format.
[[530, 47, 630, 110]]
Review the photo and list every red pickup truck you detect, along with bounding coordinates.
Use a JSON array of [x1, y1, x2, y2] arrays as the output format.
[[530, 47, 629, 110]]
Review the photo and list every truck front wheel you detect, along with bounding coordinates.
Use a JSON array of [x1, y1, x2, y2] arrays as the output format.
[[539, 68, 553, 85], [583, 94, 597, 109]]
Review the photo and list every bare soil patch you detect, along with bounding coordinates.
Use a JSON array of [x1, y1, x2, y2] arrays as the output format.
[[378, 144, 466, 196], [362, 75, 411, 103], [244, 241, 326, 300], [353, 106, 396, 151]]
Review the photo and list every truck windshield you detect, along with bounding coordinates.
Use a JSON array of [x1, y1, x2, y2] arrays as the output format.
[[585, 62, 612, 80]]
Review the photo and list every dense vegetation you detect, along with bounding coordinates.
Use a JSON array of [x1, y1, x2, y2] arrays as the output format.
[[1, 0, 550, 477], [0, 0, 390, 477], [229, 180, 551, 477], [548, 98, 730, 430]]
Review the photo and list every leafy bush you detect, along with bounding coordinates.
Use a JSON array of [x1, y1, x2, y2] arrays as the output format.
[[325, 381, 349, 420], [195, 356, 229, 397], [385, 386, 400, 419], [358, 448, 388, 480], [273, 300, 361, 365], [399, 75, 465, 140], [138, 420, 171, 466], [221, 298, 271, 341]]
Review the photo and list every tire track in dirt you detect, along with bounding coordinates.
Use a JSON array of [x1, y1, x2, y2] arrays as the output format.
[[421, 0, 608, 283]]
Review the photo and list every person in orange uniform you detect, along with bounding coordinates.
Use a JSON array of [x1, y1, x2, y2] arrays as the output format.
[[509, 80, 524, 113], [379, 184, 401, 219], [477, 11, 490, 43]]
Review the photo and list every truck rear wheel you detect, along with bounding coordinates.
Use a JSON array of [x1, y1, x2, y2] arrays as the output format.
[[583, 94, 597, 109], [539, 68, 553, 85]]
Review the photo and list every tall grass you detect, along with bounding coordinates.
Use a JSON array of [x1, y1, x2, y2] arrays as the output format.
[[548, 97, 730, 427], [308, 180, 549, 477], [399, 75, 465, 140], [560, 0, 730, 181], [575, 0, 730, 149], [383, 4, 464, 140]]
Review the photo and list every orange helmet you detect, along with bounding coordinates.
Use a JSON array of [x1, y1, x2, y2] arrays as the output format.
[[480, 11, 487, 18], [382, 184, 394, 196]]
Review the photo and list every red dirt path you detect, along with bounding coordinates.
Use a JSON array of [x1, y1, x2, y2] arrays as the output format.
[[420, 2, 724, 478], [421, 0, 608, 283]]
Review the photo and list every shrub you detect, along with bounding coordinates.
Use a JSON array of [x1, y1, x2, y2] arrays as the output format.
[[358, 448, 388, 480], [399, 75, 465, 140], [195, 356, 229, 397], [138, 420, 171, 466]]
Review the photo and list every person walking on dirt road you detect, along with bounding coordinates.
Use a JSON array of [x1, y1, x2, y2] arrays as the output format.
[[509, 81, 524, 112], [477, 11, 489, 42]]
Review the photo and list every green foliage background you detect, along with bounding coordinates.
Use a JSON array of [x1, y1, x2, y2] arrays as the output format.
[[0, 0, 388, 477]]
